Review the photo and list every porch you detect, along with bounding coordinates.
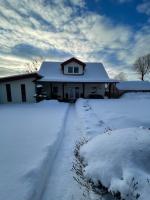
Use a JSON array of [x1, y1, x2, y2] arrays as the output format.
[[36, 82, 117, 102]]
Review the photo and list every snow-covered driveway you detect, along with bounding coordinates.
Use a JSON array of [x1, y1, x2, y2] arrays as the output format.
[[42, 104, 82, 200]]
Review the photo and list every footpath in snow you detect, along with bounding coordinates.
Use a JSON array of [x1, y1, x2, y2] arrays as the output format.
[[41, 104, 83, 200]]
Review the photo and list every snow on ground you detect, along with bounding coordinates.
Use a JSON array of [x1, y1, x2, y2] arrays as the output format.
[[0, 101, 68, 200], [1, 92, 150, 200], [88, 93, 150, 131], [42, 105, 83, 200], [81, 127, 150, 200], [75, 93, 150, 200], [75, 100, 107, 139]]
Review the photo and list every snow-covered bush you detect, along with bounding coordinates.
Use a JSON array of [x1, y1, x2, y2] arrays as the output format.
[[78, 127, 150, 200], [72, 138, 111, 199]]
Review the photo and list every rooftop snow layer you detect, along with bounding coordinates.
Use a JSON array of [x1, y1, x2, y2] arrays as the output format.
[[117, 81, 150, 91], [38, 61, 116, 82]]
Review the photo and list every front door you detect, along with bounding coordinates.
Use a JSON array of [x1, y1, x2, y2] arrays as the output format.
[[67, 87, 80, 100]]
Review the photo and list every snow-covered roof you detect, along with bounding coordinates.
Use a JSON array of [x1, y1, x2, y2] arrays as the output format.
[[116, 81, 150, 91], [38, 61, 117, 83]]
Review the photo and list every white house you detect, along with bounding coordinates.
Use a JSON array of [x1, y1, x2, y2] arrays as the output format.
[[0, 57, 118, 104], [0, 73, 40, 104], [37, 57, 117, 101]]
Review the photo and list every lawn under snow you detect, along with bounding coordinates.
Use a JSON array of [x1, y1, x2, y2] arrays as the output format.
[[1, 93, 150, 200], [75, 93, 150, 200], [0, 101, 68, 200]]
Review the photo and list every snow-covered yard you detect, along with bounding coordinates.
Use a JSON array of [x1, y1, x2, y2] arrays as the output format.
[[76, 93, 150, 200], [0, 93, 150, 200], [0, 101, 69, 200]]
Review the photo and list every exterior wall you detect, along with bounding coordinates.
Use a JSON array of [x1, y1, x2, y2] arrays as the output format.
[[84, 83, 105, 98], [0, 78, 36, 104], [63, 62, 84, 75]]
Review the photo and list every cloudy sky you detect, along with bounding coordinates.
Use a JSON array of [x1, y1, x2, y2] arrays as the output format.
[[0, 0, 150, 79]]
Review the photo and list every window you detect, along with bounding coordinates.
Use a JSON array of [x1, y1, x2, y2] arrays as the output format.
[[74, 67, 79, 74], [6, 84, 12, 102], [91, 87, 97, 94], [21, 84, 26, 102], [68, 66, 73, 73], [53, 86, 58, 93], [67, 66, 79, 74]]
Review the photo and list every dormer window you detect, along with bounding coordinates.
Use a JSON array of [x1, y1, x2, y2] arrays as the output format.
[[61, 57, 86, 75], [74, 67, 79, 74], [68, 66, 73, 73], [67, 66, 79, 74]]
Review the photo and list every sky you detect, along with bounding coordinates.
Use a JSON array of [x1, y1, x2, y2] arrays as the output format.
[[0, 0, 150, 79]]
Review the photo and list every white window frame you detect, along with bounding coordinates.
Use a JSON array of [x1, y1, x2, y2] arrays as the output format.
[[67, 66, 79, 74]]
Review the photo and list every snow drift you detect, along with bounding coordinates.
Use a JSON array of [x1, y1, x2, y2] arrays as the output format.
[[80, 127, 150, 200]]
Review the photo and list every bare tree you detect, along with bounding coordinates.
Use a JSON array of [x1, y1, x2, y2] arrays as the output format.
[[133, 54, 150, 81], [114, 72, 127, 81], [25, 57, 43, 73]]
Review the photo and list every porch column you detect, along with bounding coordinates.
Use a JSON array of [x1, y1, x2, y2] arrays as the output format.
[[62, 83, 64, 100], [82, 83, 85, 98], [50, 83, 52, 99], [108, 83, 111, 98]]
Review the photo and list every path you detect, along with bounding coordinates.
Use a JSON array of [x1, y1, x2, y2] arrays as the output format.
[[41, 104, 83, 200]]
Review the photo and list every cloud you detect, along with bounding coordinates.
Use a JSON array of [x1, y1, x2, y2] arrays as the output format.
[[0, 67, 20, 77], [137, 1, 150, 16], [0, 0, 149, 79]]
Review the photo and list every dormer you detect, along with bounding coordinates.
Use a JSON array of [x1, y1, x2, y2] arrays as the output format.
[[61, 57, 86, 75]]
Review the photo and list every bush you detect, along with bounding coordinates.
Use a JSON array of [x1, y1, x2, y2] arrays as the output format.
[[72, 138, 141, 200]]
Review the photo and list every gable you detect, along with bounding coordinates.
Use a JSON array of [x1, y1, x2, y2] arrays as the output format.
[[63, 61, 84, 75], [61, 57, 86, 71]]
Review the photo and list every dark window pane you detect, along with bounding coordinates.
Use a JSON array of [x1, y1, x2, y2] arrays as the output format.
[[74, 67, 79, 73], [21, 84, 26, 102], [6, 84, 12, 102], [53, 86, 58, 93], [68, 66, 73, 73]]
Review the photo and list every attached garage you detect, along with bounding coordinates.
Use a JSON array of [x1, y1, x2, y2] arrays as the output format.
[[0, 73, 41, 104]]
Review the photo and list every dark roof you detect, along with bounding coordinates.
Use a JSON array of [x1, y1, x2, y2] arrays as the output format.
[[61, 57, 86, 70], [0, 72, 42, 83]]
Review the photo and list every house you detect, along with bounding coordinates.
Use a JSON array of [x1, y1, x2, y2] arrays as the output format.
[[0, 57, 118, 104], [0, 73, 41, 104], [112, 81, 150, 97], [36, 57, 118, 101]]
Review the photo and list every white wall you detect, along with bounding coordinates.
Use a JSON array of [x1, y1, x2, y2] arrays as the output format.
[[0, 78, 36, 104], [63, 62, 84, 75]]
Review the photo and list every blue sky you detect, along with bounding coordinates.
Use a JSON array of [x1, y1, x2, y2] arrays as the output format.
[[0, 0, 150, 79]]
